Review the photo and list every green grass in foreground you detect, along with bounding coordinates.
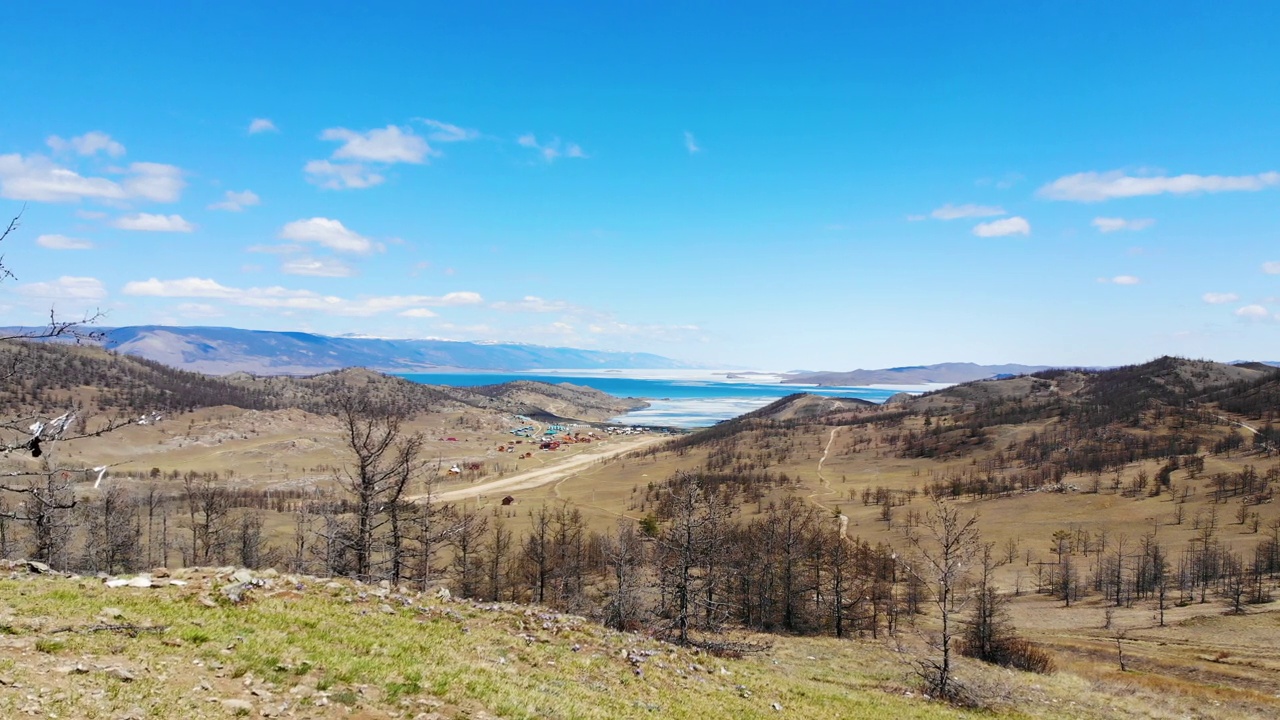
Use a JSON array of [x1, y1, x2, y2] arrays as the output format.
[[0, 574, 1005, 719]]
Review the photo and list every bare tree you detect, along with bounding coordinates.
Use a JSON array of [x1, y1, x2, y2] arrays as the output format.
[[602, 518, 647, 630], [334, 387, 424, 581], [902, 498, 982, 702], [79, 484, 141, 574], [655, 472, 732, 645], [482, 512, 514, 602], [0, 208, 104, 343], [448, 505, 488, 598], [183, 473, 232, 565]]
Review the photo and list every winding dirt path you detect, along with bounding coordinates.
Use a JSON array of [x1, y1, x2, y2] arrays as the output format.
[[806, 426, 849, 537], [410, 435, 664, 504]]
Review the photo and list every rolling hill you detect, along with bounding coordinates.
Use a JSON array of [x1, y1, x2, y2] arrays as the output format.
[[6, 324, 694, 375], [783, 362, 1054, 386]]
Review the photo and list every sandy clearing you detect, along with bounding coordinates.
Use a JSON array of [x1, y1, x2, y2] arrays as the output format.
[[412, 435, 665, 503]]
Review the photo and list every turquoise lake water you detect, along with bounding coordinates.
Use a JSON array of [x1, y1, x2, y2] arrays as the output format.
[[398, 372, 907, 427]]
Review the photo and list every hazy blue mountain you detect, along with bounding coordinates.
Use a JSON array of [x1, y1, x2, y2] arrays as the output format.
[[782, 362, 1055, 386], [12, 325, 694, 375]]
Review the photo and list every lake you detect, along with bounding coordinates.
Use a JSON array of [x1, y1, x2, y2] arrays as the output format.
[[397, 370, 928, 427]]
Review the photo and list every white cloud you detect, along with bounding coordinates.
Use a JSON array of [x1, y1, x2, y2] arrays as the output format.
[[278, 217, 375, 254], [176, 302, 223, 318], [1111, 275, 1141, 285], [1263, 261, 1280, 275], [281, 256, 355, 278], [419, 119, 478, 142], [248, 118, 278, 134], [16, 275, 107, 300], [1235, 304, 1271, 320], [399, 308, 439, 318], [122, 276, 482, 316], [303, 159, 384, 190], [208, 189, 260, 212], [972, 216, 1030, 237], [111, 213, 195, 232], [491, 295, 577, 313], [0, 154, 183, 203], [46, 131, 125, 157], [585, 319, 704, 343], [683, 131, 701, 154], [432, 291, 484, 306], [321, 125, 431, 164], [931, 203, 1006, 220], [119, 162, 185, 202], [1202, 292, 1239, 304], [36, 234, 93, 250], [1039, 170, 1280, 202], [1092, 217, 1155, 233], [517, 134, 586, 162], [0, 154, 124, 202]]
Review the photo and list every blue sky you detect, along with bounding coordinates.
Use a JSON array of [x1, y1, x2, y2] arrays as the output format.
[[2, 2, 1279, 370]]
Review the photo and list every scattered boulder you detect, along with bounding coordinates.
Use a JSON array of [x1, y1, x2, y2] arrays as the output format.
[[222, 698, 253, 714], [103, 666, 136, 682]]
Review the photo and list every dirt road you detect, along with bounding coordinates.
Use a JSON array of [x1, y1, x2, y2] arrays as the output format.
[[807, 427, 850, 537], [412, 435, 665, 504]]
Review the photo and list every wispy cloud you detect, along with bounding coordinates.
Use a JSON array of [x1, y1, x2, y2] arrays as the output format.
[[321, 125, 431, 163], [36, 234, 93, 250], [0, 154, 185, 203], [972, 216, 1030, 237], [122, 277, 483, 316], [304, 124, 432, 190], [1263, 261, 1280, 275], [399, 308, 439, 318], [491, 296, 580, 313], [208, 189, 260, 212], [932, 203, 1006, 220], [46, 131, 125, 157], [303, 160, 384, 190], [1235, 304, 1271, 320], [976, 172, 1023, 190], [279, 217, 376, 254], [517, 134, 588, 162], [1092, 217, 1155, 233], [1102, 275, 1141, 285], [281, 256, 355, 278], [418, 119, 479, 143], [684, 131, 701, 154], [248, 118, 278, 134], [1202, 292, 1239, 304], [111, 213, 195, 232], [16, 275, 107, 300], [1039, 170, 1280, 202]]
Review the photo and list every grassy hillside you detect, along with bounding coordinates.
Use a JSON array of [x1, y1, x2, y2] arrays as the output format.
[[0, 564, 1000, 720], [0, 340, 645, 422], [9, 562, 1277, 719]]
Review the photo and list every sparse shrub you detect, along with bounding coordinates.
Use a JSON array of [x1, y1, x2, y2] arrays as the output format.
[[958, 634, 1055, 674], [35, 637, 66, 654]]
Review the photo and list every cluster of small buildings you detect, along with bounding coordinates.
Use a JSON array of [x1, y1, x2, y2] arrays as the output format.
[[603, 426, 653, 436]]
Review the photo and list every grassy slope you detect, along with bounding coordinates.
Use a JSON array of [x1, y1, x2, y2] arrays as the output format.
[[0, 568, 998, 720]]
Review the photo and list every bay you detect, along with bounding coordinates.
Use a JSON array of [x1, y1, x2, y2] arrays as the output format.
[[397, 371, 920, 428]]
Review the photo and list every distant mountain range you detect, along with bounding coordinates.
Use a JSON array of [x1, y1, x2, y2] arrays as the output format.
[[783, 362, 1057, 386], [8, 325, 693, 375]]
